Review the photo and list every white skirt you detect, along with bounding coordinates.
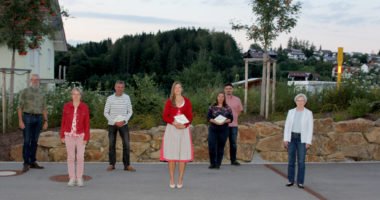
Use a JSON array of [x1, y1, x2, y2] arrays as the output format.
[[160, 124, 193, 162]]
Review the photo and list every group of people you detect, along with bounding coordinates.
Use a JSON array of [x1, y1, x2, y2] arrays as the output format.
[[18, 74, 314, 189]]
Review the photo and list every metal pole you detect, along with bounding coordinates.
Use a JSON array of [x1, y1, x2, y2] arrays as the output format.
[[2, 70, 6, 134], [244, 59, 248, 113]]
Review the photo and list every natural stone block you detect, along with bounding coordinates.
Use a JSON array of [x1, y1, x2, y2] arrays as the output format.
[[254, 122, 282, 138], [256, 134, 285, 152], [238, 125, 257, 144], [334, 118, 374, 133], [38, 131, 62, 148], [236, 143, 255, 162], [49, 147, 67, 162], [314, 118, 334, 135], [10, 144, 23, 161], [326, 152, 346, 162], [309, 135, 336, 156], [130, 131, 152, 142], [193, 146, 209, 161], [130, 142, 150, 156], [341, 145, 373, 161], [328, 132, 367, 147], [364, 127, 380, 144]]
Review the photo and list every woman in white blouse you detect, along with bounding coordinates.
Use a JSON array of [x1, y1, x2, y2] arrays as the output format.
[[283, 93, 313, 189]]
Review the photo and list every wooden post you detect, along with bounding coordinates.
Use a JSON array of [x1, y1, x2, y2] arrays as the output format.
[[260, 54, 267, 116], [244, 59, 248, 113], [2, 70, 6, 134], [63, 66, 66, 80], [58, 65, 62, 79], [272, 61, 277, 114], [265, 60, 271, 119]]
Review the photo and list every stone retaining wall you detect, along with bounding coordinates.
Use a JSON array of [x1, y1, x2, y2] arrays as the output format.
[[10, 118, 380, 162]]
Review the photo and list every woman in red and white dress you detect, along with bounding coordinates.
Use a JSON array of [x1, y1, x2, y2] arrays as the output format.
[[160, 81, 193, 189]]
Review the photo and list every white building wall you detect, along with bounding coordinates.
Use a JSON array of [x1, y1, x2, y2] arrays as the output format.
[[0, 37, 55, 93]]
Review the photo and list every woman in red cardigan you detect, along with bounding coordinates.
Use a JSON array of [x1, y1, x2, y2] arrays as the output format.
[[160, 81, 193, 189], [60, 87, 90, 187]]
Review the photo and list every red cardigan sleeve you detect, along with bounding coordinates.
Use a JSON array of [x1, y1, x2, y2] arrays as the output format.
[[83, 103, 90, 141], [60, 104, 67, 139], [162, 99, 174, 124], [183, 97, 193, 127]]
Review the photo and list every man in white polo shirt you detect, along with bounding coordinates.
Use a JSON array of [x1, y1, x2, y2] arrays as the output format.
[[104, 80, 135, 172]]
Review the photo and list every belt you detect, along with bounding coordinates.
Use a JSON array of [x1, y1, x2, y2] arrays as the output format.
[[23, 112, 42, 116], [291, 132, 301, 136]]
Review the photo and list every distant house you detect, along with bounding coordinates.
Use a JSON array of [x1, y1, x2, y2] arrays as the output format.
[[232, 78, 265, 89], [288, 71, 320, 81], [287, 48, 306, 61], [331, 65, 360, 80], [0, 0, 67, 93], [287, 72, 334, 93], [361, 64, 369, 73], [323, 55, 336, 63], [243, 49, 277, 60], [368, 55, 380, 64]]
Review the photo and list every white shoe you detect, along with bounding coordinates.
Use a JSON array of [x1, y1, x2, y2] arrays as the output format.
[[169, 183, 176, 189], [177, 183, 183, 189], [67, 178, 76, 187], [77, 178, 84, 187]]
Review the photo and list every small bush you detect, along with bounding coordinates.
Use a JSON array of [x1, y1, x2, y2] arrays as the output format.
[[129, 114, 162, 130], [348, 98, 371, 118]]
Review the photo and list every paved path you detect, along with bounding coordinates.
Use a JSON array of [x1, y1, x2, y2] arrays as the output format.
[[1, 162, 379, 200]]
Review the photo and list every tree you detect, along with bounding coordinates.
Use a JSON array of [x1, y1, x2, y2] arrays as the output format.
[[231, 0, 302, 116], [0, 0, 58, 110], [250, 43, 263, 51], [287, 37, 293, 49]]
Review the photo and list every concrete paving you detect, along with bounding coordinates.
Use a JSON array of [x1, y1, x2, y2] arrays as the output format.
[[0, 162, 379, 200]]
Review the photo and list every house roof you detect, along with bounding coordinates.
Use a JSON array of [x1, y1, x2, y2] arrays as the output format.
[[288, 71, 320, 78], [243, 49, 277, 60], [51, 0, 67, 52], [232, 78, 262, 86]]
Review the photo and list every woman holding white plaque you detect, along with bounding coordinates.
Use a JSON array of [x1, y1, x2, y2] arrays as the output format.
[[207, 92, 233, 169], [160, 81, 193, 189]]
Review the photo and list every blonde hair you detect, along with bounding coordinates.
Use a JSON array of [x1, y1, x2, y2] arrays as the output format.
[[170, 81, 182, 107]]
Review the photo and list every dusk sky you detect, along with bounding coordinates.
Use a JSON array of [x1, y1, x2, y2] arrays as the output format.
[[60, 0, 380, 54]]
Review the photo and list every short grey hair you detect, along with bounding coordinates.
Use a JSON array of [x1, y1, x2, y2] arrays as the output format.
[[71, 87, 83, 96], [294, 93, 307, 103], [30, 74, 40, 80], [115, 80, 125, 86]]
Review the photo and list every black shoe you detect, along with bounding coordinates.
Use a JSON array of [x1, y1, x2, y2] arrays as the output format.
[[30, 162, 44, 169], [286, 182, 294, 187], [208, 165, 216, 169], [22, 164, 30, 173], [297, 184, 304, 189], [215, 165, 220, 169], [231, 161, 240, 166]]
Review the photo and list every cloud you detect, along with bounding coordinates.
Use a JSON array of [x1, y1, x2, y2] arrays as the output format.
[[72, 11, 197, 25], [327, 1, 353, 11]]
